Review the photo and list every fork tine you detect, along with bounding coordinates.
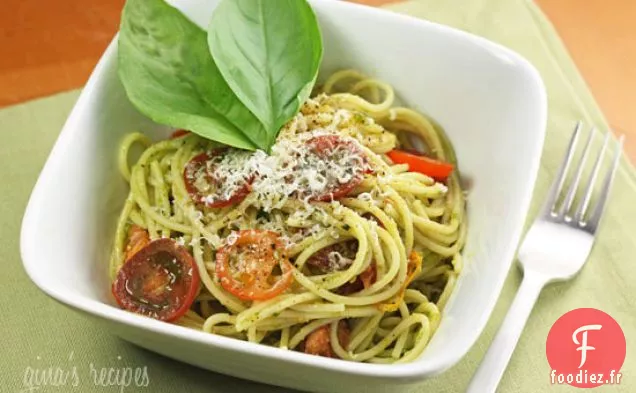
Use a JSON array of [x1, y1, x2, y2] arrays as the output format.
[[585, 135, 624, 229], [574, 132, 609, 223], [542, 122, 581, 216], [558, 126, 594, 219]]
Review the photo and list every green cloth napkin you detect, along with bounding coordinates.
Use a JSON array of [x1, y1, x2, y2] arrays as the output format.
[[2, 0, 634, 392]]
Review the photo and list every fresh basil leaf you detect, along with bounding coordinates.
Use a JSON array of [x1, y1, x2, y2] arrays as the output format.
[[208, 0, 323, 151], [119, 0, 269, 150]]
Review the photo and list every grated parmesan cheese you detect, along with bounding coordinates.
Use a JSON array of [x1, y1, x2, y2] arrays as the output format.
[[192, 129, 371, 214], [327, 251, 353, 271], [226, 232, 239, 246], [186, 97, 405, 250]]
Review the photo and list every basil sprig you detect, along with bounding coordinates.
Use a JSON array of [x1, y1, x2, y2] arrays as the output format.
[[118, 0, 323, 152]]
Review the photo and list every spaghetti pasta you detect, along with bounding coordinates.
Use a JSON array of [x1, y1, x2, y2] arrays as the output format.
[[109, 70, 466, 363]]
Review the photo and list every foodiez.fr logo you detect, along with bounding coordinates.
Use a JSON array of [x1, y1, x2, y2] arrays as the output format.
[[546, 308, 626, 388]]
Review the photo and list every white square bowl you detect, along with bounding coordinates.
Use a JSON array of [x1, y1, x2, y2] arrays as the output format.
[[20, 0, 546, 391]]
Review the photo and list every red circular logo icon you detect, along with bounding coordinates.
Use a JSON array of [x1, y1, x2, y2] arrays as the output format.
[[546, 308, 626, 388]]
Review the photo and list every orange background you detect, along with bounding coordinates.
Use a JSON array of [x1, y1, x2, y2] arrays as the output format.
[[1, 0, 634, 159]]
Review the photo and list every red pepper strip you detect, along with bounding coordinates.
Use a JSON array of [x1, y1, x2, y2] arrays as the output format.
[[386, 149, 453, 181]]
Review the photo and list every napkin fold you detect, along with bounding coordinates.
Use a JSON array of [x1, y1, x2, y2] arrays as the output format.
[[2, 0, 634, 392]]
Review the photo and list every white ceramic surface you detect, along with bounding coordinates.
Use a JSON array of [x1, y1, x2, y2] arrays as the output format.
[[20, 0, 547, 391]]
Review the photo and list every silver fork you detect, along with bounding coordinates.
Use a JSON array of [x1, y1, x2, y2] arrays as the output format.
[[466, 122, 624, 393]]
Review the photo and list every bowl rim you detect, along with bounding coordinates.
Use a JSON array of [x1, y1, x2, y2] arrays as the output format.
[[20, 0, 547, 381]]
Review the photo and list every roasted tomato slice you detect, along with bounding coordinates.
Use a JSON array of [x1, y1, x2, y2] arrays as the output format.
[[216, 230, 293, 301], [305, 240, 359, 273], [338, 263, 377, 295], [112, 238, 200, 322], [305, 240, 376, 294], [359, 263, 377, 289], [183, 149, 253, 208], [306, 239, 378, 295], [302, 135, 370, 202], [303, 321, 351, 358]]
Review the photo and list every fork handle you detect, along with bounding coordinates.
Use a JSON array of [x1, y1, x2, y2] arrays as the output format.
[[466, 270, 548, 393]]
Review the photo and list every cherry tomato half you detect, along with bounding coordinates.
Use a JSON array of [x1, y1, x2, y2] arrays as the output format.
[[170, 129, 190, 139], [305, 240, 358, 273], [303, 321, 351, 358], [183, 150, 252, 208], [337, 263, 377, 295], [305, 240, 377, 295], [112, 238, 200, 322], [216, 230, 293, 301], [303, 135, 370, 202]]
